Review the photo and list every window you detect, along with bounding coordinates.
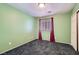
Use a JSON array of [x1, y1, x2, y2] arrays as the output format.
[[40, 19, 51, 31]]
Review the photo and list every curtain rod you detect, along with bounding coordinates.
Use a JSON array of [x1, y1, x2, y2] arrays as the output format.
[[39, 17, 53, 19]]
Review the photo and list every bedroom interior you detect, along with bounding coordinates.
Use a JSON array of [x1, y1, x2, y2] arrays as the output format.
[[0, 3, 79, 55]]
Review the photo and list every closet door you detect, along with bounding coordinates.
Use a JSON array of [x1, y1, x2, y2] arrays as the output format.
[[71, 13, 77, 51]]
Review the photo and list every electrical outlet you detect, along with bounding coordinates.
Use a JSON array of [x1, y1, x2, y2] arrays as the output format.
[[9, 42, 12, 45]]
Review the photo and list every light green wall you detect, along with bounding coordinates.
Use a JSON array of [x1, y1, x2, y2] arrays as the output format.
[[54, 12, 71, 44], [0, 4, 35, 53], [35, 12, 72, 44]]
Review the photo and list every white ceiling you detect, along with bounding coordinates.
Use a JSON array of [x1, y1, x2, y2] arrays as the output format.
[[8, 3, 75, 17]]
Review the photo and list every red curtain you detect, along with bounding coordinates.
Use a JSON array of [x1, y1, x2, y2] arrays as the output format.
[[50, 17, 55, 42], [38, 19, 42, 40]]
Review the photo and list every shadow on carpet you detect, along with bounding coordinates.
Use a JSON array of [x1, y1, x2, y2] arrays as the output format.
[[1, 40, 78, 55]]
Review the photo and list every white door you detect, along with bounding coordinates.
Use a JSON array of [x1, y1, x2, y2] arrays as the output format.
[[71, 13, 77, 51]]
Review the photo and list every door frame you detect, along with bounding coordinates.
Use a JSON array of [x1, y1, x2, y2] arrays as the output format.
[[76, 10, 79, 51]]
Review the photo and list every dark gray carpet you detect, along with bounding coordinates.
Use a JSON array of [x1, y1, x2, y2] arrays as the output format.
[[1, 39, 78, 55]]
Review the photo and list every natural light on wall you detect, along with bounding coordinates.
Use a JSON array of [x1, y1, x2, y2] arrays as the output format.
[[25, 20, 33, 32]]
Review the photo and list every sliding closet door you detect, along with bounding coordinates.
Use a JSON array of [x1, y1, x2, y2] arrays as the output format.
[[71, 13, 77, 51]]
